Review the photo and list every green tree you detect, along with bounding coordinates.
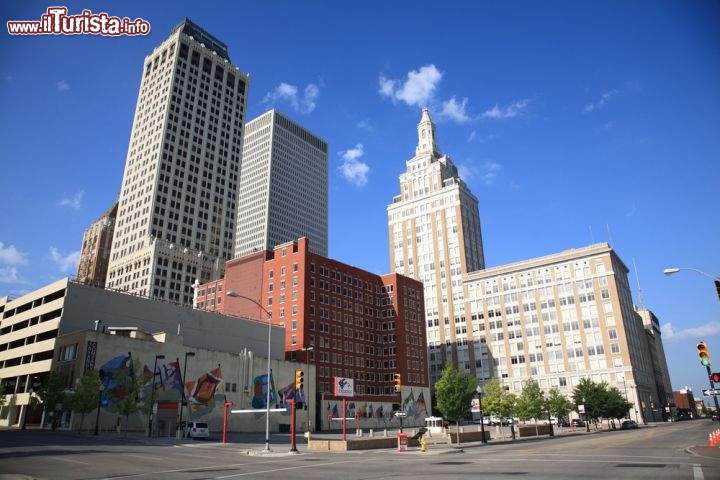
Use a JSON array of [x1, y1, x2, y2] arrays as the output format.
[[482, 378, 518, 438], [35, 371, 67, 431], [516, 379, 545, 423], [547, 387, 573, 424], [573, 377, 608, 428], [600, 386, 633, 426], [66, 370, 102, 432], [434, 363, 477, 446], [0, 382, 6, 408], [116, 359, 147, 435]]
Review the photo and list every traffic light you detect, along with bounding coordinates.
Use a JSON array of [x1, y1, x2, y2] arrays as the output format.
[[393, 373, 402, 392], [711, 372, 720, 383], [295, 369, 304, 390], [698, 342, 712, 367]]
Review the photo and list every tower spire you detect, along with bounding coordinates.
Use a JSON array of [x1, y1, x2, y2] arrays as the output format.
[[416, 108, 441, 157]]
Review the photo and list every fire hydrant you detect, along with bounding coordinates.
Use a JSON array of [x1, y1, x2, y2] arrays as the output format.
[[420, 435, 427, 453]]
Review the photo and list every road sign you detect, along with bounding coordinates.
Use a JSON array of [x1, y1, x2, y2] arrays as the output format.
[[702, 389, 720, 396], [394, 411, 407, 418]]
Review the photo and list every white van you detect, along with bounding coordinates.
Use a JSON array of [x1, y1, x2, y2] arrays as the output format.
[[183, 421, 210, 439]]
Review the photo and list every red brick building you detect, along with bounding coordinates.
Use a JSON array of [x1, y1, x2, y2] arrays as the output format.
[[195, 237, 428, 399]]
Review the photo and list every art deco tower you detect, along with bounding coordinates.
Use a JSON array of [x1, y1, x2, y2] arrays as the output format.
[[387, 108, 485, 383], [106, 19, 249, 305]]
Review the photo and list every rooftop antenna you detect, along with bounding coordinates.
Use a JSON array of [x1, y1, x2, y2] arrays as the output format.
[[633, 257, 645, 310]]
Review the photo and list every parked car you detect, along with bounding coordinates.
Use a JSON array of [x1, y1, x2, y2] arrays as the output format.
[[571, 418, 586, 427], [712, 413, 720, 421], [183, 421, 210, 439], [557, 418, 570, 427], [620, 420, 638, 430]]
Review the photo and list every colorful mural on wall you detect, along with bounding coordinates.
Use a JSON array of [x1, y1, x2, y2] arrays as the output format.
[[99, 354, 152, 405], [99, 355, 225, 415], [186, 365, 224, 413], [277, 381, 305, 409], [324, 388, 429, 425], [251, 373, 276, 409], [143, 359, 184, 400]]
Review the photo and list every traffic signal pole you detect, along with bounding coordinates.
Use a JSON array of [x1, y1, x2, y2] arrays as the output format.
[[707, 365, 720, 414]]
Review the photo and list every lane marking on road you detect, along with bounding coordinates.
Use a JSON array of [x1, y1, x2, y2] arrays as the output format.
[[693, 463, 704, 480], [213, 459, 372, 479], [50, 457, 89, 465], [95, 458, 342, 480], [124, 454, 164, 461], [459, 454, 698, 468]]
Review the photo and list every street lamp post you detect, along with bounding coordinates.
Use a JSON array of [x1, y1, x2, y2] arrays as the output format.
[[664, 267, 720, 302], [21, 389, 34, 430], [93, 384, 104, 435], [148, 354, 165, 437], [544, 399, 554, 437], [227, 291, 273, 452], [302, 346, 314, 434], [581, 397, 590, 432], [664, 266, 720, 414], [178, 351, 195, 438], [475, 385, 487, 444]]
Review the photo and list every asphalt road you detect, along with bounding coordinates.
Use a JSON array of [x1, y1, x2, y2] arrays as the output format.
[[1, 420, 719, 480]]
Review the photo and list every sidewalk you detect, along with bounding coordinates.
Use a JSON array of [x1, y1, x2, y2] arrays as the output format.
[[32, 424, 720, 460]]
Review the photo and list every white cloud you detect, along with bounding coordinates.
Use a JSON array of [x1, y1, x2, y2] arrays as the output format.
[[662, 321, 720, 342], [378, 76, 396, 97], [438, 96, 471, 123], [378, 64, 443, 107], [263, 82, 320, 114], [56, 80, 70, 93], [626, 203, 637, 217], [0, 242, 29, 265], [0, 266, 21, 283], [481, 100, 529, 119], [480, 160, 502, 185], [357, 119, 373, 131], [584, 89, 619, 113], [339, 144, 369, 187], [301, 84, 319, 114], [456, 160, 502, 185], [467, 131, 498, 144], [49, 246, 80, 273], [58, 190, 83, 209]]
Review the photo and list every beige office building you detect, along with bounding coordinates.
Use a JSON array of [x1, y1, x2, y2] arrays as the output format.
[[463, 243, 662, 422], [106, 19, 249, 305], [387, 108, 485, 383]]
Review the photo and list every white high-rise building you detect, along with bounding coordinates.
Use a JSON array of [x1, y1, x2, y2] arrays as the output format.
[[234, 109, 328, 257], [387, 108, 485, 383], [106, 19, 249, 305]]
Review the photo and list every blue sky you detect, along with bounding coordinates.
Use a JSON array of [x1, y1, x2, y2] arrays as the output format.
[[1, 1, 719, 401]]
